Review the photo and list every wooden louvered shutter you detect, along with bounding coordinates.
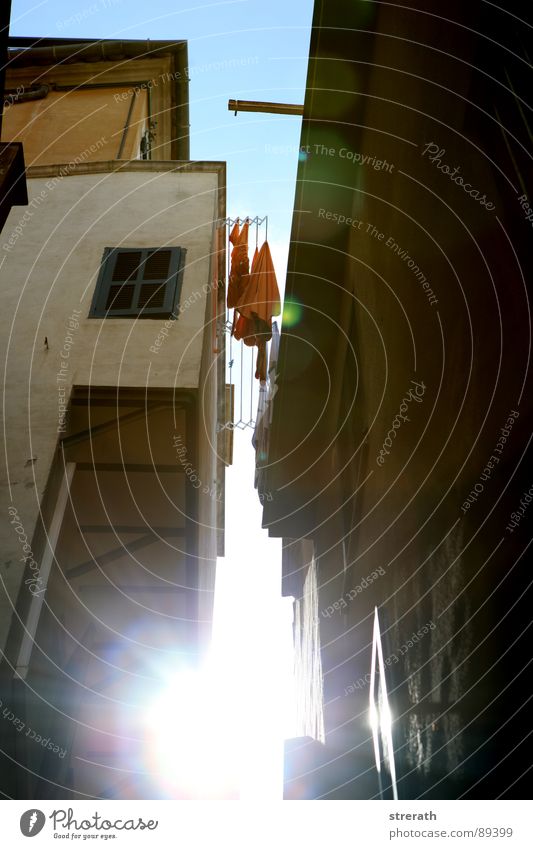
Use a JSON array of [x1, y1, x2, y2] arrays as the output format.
[[105, 249, 141, 311], [90, 247, 183, 318], [137, 249, 174, 313]]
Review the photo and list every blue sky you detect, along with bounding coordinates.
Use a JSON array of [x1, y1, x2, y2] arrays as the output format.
[[11, 0, 314, 257]]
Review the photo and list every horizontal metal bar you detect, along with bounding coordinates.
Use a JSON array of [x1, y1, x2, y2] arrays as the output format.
[[79, 525, 186, 535], [60, 405, 166, 447], [77, 463, 183, 473], [70, 398, 157, 407], [79, 584, 191, 593]]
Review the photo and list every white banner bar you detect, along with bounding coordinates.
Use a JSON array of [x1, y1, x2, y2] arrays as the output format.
[[2, 800, 530, 848]]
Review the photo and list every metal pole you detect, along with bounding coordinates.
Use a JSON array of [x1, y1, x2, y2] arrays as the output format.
[[228, 99, 303, 116]]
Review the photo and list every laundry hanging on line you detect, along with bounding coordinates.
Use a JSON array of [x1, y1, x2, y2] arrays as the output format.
[[227, 221, 281, 382], [227, 219, 250, 308], [253, 319, 280, 499]]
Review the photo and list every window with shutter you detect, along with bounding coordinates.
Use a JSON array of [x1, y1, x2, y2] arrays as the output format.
[[90, 247, 184, 318]]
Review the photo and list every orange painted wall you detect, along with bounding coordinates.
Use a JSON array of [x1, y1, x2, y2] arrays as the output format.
[[2, 86, 148, 165]]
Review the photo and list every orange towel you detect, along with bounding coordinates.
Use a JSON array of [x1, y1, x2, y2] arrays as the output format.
[[227, 220, 250, 308], [236, 240, 280, 322], [231, 237, 280, 382]]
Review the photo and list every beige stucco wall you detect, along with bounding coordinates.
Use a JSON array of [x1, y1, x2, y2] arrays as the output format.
[[196, 264, 222, 641], [0, 162, 223, 653]]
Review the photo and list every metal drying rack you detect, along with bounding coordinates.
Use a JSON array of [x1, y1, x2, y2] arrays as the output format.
[[218, 215, 269, 431]]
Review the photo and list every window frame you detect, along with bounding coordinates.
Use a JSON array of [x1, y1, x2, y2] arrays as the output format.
[[89, 246, 184, 319]]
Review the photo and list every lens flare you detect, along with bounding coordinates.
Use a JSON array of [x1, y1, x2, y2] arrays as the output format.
[[282, 299, 302, 328]]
